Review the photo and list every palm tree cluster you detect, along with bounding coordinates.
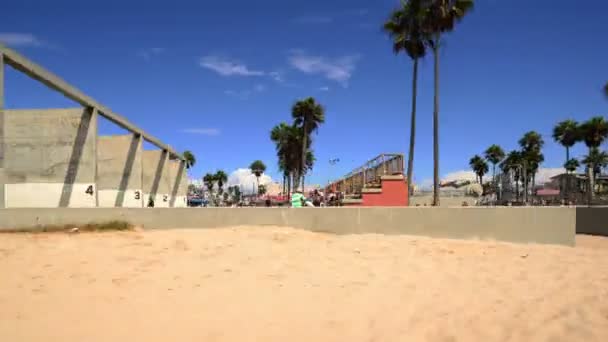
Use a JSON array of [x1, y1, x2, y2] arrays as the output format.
[[202, 170, 229, 205], [384, 0, 474, 206], [270, 97, 324, 196], [474, 116, 608, 203], [472, 133, 544, 202], [468, 144, 505, 195]]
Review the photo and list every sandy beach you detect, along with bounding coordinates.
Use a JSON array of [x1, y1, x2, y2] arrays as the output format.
[[1, 227, 607, 341]]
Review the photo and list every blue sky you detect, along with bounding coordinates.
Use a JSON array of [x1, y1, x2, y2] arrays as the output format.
[[2, 0, 607, 187]]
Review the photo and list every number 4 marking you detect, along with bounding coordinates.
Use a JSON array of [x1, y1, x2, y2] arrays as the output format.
[[85, 185, 94, 195]]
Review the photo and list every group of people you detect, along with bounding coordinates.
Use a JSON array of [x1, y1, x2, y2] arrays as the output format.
[[289, 189, 343, 208]]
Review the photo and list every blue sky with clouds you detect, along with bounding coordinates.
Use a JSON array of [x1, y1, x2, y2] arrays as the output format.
[[2, 0, 607, 187]]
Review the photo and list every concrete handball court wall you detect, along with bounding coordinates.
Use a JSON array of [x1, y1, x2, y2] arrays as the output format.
[[0, 207, 578, 246], [97, 134, 143, 207], [0, 108, 97, 208]]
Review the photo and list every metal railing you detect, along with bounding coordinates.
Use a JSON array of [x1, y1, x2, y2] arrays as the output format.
[[325, 153, 404, 196]]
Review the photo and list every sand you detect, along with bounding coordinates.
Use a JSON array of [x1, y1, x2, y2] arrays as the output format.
[[1, 227, 607, 342]]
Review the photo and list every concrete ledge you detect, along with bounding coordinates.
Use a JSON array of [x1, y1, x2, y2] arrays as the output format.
[[0, 207, 577, 246], [381, 175, 404, 180], [361, 188, 382, 194], [342, 199, 363, 204]]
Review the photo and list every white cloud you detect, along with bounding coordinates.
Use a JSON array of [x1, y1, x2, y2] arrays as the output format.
[[227, 168, 274, 194], [319, 86, 330, 91], [269, 71, 284, 83], [0, 33, 42, 47], [292, 15, 333, 24], [181, 128, 221, 136], [199, 55, 265, 77], [288, 50, 359, 87], [137, 47, 164, 60]]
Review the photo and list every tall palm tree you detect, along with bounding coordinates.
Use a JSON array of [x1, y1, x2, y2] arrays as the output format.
[[182, 150, 196, 169], [484, 144, 505, 193], [423, 0, 474, 206], [292, 97, 325, 191], [383, 0, 427, 198], [579, 117, 608, 202], [582, 148, 608, 193], [518, 131, 544, 201], [501, 150, 523, 202], [249, 160, 266, 195], [214, 170, 228, 195], [271, 123, 297, 195], [552, 120, 579, 164], [469, 155, 488, 185]]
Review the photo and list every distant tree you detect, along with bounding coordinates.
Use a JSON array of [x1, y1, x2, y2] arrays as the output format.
[[564, 158, 580, 174], [249, 160, 267, 195], [383, 0, 428, 197], [183, 150, 196, 169], [518, 131, 545, 201], [552, 120, 580, 164], [469, 155, 488, 185], [501, 150, 523, 201], [203, 173, 216, 193], [424, 0, 475, 206], [579, 117, 608, 202], [258, 184, 267, 196], [292, 97, 325, 191], [214, 170, 228, 195], [484, 144, 505, 191]]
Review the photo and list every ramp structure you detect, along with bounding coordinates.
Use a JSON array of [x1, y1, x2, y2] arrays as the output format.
[[0, 44, 188, 208], [325, 153, 408, 206]]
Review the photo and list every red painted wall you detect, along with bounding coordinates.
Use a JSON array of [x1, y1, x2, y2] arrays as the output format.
[[361, 178, 409, 206]]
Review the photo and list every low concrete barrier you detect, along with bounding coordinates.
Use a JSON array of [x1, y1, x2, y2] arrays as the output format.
[[576, 207, 608, 236], [0, 207, 577, 246]]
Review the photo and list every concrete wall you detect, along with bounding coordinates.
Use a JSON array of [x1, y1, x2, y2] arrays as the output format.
[[97, 134, 143, 207], [1, 108, 97, 208], [410, 195, 478, 207], [142, 150, 171, 208], [0, 207, 577, 246]]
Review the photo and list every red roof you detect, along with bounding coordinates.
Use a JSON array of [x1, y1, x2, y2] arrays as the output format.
[[536, 189, 560, 196]]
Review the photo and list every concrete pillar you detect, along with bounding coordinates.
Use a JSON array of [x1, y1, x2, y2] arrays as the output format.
[[97, 134, 143, 207], [1, 108, 97, 207], [142, 149, 170, 207], [168, 159, 188, 207]]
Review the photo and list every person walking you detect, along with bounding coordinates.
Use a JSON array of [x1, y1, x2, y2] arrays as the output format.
[[291, 190, 305, 208]]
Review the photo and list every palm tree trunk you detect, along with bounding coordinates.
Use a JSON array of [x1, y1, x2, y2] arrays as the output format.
[[301, 122, 308, 192], [432, 41, 440, 207], [282, 174, 286, 195], [515, 179, 520, 202], [566, 146, 570, 164], [287, 173, 292, 198], [406, 58, 419, 199], [492, 164, 496, 199], [588, 162, 594, 206]]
